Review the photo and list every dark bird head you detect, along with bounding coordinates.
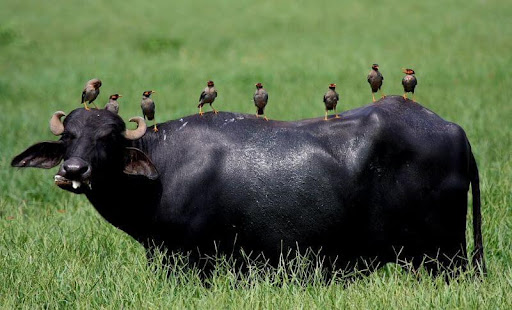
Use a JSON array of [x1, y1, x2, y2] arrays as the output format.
[[402, 68, 415, 75], [255, 83, 263, 89], [329, 83, 336, 90], [207, 80, 214, 87], [371, 64, 379, 71], [109, 94, 122, 100], [142, 90, 156, 97]]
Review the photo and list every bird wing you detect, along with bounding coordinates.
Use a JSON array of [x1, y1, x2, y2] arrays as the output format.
[[141, 99, 155, 120], [81, 90, 86, 104], [199, 91, 206, 102], [150, 100, 155, 117], [323, 95, 327, 103], [336, 93, 339, 101], [214, 90, 218, 98], [264, 92, 268, 102], [367, 71, 373, 83]]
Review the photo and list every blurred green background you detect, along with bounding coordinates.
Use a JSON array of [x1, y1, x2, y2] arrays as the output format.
[[1, 0, 511, 308]]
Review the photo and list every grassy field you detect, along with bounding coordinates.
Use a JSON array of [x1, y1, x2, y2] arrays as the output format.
[[1, 0, 511, 308]]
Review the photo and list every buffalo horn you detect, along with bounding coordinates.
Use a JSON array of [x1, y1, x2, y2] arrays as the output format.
[[49, 111, 66, 136], [123, 117, 147, 140]]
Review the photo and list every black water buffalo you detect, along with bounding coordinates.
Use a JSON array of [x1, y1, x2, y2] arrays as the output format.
[[12, 95, 485, 276]]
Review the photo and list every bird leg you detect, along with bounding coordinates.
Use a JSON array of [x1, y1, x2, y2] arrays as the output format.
[[412, 93, 416, 102], [210, 104, 218, 114], [264, 115, 269, 121], [83, 103, 91, 111], [153, 119, 158, 132], [335, 106, 340, 118], [380, 90, 386, 99], [403, 93, 408, 100], [199, 106, 204, 116], [91, 102, 99, 109], [324, 110, 328, 121], [372, 93, 376, 102]]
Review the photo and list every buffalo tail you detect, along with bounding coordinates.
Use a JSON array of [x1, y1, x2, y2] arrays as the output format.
[[470, 147, 487, 276]]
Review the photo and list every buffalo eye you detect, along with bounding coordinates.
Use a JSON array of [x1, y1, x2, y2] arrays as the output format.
[[61, 132, 75, 141], [97, 132, 115, 142]]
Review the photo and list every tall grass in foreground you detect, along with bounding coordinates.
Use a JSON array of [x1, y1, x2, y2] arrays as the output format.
[[1, 219, 510, 309]]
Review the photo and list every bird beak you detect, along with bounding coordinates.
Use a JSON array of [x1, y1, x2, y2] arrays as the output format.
[[118, 95, 123, 98], [152, 90, 156, 93], [401, 68, 407, 73]]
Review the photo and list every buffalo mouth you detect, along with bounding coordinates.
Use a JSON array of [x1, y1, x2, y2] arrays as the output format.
[[54, 175, 91, 194]]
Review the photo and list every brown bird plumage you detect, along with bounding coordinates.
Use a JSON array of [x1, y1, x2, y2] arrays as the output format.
[[402, 68, 418, 101], [141, 90, 158, 132], [81, 78, 102, 110], [198, 80, 218, 116], [323, 83, 340, 120], [367, 64, 385, 102], [253, 83, 269, 121], [104, 94, 122, 114]]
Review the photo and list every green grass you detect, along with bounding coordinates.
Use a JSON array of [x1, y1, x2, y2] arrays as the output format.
[[1, 0, 511, 308]]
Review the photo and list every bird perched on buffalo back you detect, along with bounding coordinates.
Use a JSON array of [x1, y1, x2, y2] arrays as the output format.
[[198, 80, 218, 116], [141, 90, 158, 132], [323, 83, 340, 120], [253, 83, 269, 121], [367, 64, 385, 102], [402, 68, 418, 101], [81, 78, 102, 110], [104, 94, 122, 114]]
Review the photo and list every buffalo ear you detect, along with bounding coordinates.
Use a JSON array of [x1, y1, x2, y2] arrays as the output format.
[[11, 141, 65, 169], [122, 147, 159, 180]]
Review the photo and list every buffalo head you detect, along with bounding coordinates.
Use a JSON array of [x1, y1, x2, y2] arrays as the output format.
[[11, 109, 158, 194]]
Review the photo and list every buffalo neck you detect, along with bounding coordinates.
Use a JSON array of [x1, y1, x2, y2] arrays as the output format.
[[85, 169, 161, 242]]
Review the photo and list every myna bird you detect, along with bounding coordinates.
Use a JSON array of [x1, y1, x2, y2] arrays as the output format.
[[253, 83, 269, 121], [141, 90, 158, 132], [402, 68, 418, 101], [198, 80, 218, 116], [81, 78, 102, 110], [104, 94, 122, 114], [367, 64, 385, 102], [323, 83, 340, 120]]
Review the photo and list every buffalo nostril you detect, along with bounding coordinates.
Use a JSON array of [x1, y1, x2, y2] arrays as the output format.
[[64, 163, 87, 174], [62, 158, 90, 178]]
